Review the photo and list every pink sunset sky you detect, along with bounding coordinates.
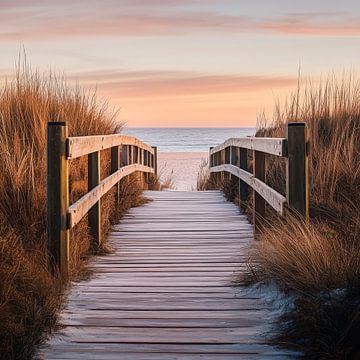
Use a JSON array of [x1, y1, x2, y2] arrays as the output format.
[[0, 0, 359, 127]]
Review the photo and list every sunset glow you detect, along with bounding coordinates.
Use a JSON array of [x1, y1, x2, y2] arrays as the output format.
[[1, 0, 360, 127]]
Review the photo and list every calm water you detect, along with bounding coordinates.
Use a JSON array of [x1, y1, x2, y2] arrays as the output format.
[[123, 128, 255, 152]]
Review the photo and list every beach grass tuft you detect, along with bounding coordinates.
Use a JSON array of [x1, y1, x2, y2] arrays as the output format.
[[244, 74, 360, 358], [0, 60, 146, 359], [197, 74, 360, 358]]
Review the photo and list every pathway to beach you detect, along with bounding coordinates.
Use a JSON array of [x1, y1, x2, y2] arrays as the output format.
[[158, 152, 207, 190], [40, 190, 293, 359]]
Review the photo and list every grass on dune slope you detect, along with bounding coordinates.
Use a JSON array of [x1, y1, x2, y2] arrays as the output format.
[[197, 74, 360, 359], [0, 63, 147, 359], [246, 75, 360, 359]]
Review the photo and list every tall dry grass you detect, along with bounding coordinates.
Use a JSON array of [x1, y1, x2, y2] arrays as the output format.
[[0, 62, 145, 359], [196, 159, 242, 207], [196, 159, 210, 190], [244, 75, 360, 358]]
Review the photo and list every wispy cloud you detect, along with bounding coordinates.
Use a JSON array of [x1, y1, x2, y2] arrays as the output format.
[[0, 2, 359, 41], [68, 70, 297, 98]]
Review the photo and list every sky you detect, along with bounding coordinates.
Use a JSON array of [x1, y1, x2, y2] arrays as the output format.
[[0, 0, 360, 127]]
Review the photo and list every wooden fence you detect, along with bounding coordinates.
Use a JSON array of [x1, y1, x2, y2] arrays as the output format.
[[46, 122, 157, 277], [209, 122, 309, 230]]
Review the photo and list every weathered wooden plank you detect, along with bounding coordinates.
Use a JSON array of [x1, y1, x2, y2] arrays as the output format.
[[107, 243, 247, 251], [67, 134, 154, 159], [210, 137, 287, 157], [40, 190, 292, 360], [43, 343, 294, 360], [71, 286, 249, 293], [91, 263, 246, 269], [92, 259, 247, 265], [66, 299, 266, 311], [42, 343, 294, 360], [42, 343, 288, 354], [69, 280, 233, 287], [44, 353, 292, 360], [62, 317, 263, 328], [46, 326, 266, 343]]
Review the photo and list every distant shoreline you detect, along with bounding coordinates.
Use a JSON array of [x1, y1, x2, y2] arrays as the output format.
[[123, 127, 256, 152]]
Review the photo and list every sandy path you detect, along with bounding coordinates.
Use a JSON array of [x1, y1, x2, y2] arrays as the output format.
[[158, 152, 208, 191]]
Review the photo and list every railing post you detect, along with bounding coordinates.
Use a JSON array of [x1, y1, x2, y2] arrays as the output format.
[[127, 145, 131, 164], [253, 150, 266, 233], [225, 147, 230, 181], [134, 146, 141, 185], [286, 122, 309, 220], [239, 148, 248, 209], [122, 145, 129, 166], [135, 146, 139, 164], [209, 147, 214, 185], [130, 145, 134, 164], [88, 151, 101, 248], [111, 145, 120, 216], [47, 122, 69, 278], [142, 148, 146, 188], [217, 151, 221, 184], [144, 149, 148, 189], [221, 149, 225, 182], [152, 146, 158, 177], [230, 146, 237, 183]]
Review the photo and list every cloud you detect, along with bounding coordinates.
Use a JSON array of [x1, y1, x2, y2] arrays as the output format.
[[259, 12, 360, 36], [68, 69, 297, 98], [0, 2, 359, 40]]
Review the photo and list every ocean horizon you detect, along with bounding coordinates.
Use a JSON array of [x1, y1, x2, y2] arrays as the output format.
[[123, 127, 256, 152]]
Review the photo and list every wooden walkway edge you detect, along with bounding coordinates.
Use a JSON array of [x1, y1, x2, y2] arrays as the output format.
[[40, 191, 292, 359]]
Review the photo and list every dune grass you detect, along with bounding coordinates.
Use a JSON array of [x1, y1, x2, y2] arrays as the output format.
[[245, 75, 360, 358], [197, 74, 360, 358], [0, 63, 148, 359], [196, 159, 210, 191]]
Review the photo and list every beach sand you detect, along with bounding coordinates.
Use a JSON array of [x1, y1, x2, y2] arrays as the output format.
[[158, 152, 208, 191]]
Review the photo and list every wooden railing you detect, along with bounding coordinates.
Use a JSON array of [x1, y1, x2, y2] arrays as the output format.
[[46, 122, 157, 277], [209, 122, 309, 230]]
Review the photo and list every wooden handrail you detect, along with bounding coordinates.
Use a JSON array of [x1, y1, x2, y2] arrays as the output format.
[[68, 164, 154, 228], [210, 164, 286, 214], [67, 134, 154, 159], [46, 122, 157, 277], [210, 137, 287, 157], [209, 122, 309, 232]]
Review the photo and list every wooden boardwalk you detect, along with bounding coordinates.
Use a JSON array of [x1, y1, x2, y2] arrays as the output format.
[[41, 190, 291, 359]]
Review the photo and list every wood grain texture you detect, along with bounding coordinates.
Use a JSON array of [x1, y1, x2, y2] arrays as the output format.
[[68, 164, 154, 228], [88, 151, 101, 247], [46, 122, 70, 278], [67, 134, 154, 159], [286, 122, 309, 219], [210, 137, 287, 157], [40, 191, 295, 359], [210, 164, 286, 214]]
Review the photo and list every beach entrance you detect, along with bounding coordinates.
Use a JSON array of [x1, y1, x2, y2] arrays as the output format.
[[41, 122, 307, 359]]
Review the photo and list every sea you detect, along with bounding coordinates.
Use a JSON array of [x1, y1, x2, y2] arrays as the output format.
[[123, 128, 255, 152]]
